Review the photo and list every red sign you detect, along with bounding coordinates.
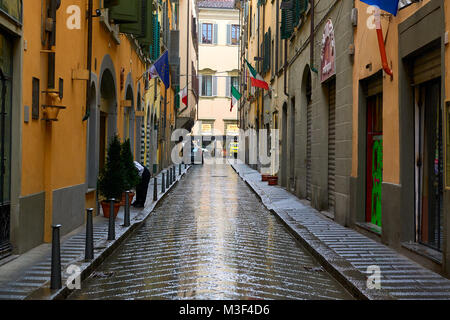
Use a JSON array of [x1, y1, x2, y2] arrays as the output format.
[[320, 19, 336, 83]]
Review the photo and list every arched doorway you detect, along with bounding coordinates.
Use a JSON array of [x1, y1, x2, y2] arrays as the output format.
[[289, 97, 296, 192], [135, 88, 142, 162], [123, 84, 135, 147], [86, 82, 98, 189], [99, 59, 118, 170], [301, 66, 312, 200], [281, 102, 288, 188]]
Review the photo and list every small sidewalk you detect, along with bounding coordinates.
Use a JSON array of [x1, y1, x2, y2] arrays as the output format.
[[230, 160, 450, 300], [0, 164, 191, 300]]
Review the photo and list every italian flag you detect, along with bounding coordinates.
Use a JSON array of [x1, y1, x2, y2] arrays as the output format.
[[178, 86, 188, 107], [245, 59, 269, 90], [230, 85, 241, 112]]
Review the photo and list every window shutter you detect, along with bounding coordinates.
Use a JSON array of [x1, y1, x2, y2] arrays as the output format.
[[109, 0, 140, 24], [213, 24, 218, 44], [227, 25, 231, 45], [151, 19, 161, 60], [104, 0, 119, 8], [213, 76, 218, 96], [138, 0, 154, 47], [294, 0, 308, 27], [226, 76, 230, 97], [281, 0, 294, 39], [119, 0, 146, 36], [199, 75, 203, 96]]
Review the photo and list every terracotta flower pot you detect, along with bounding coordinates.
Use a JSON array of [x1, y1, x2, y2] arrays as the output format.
[[261, 174, 271, 182], [101, 200, 121, 219], [268, 176, 278, 186]]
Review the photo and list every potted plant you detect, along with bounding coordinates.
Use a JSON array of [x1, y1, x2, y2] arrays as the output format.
[[97, 135, 125, 218], [120, 139, 140, 205]]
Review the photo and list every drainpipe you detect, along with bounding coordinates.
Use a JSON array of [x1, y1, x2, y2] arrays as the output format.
[[186, 0, 190, 117], [83, 0, 93, 121], [284, 39, 288, 97], [374, 8, 393, 77], [275, 0, 279, 72], [310, 0, 317, 73]]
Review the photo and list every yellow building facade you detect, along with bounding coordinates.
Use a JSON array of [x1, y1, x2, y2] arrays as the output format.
[[0, 0, 181, 257], [351, 0, 450, 276]]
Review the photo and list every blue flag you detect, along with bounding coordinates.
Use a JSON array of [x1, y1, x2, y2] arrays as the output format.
[[152, 50, 170, 89], [360, 0, 399, 16]]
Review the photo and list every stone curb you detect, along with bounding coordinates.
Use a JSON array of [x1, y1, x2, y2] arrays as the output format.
[[24, 165, 192, 300], [229, 162, 394, 300]]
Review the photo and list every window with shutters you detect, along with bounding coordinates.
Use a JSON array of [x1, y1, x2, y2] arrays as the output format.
[[293, 0, 308, 27], [231, 24, 239, 45], [150, 14, 160, 61], [136, 0, 154, 49], [262, 29, 271, 75], [201, 75, 213, 97], [281, 0, 308, 39], [119, 0, 147, 37], [227, 76, 239, 97], [0, 0, 22, 23], [202, 23, 213, 44], [109, 0, 140, 24], [280, 0, 294, 40], [192, 62, 199, 101]]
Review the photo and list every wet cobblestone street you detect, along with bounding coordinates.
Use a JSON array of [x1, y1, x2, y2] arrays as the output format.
[[69, 164, 352, 300]]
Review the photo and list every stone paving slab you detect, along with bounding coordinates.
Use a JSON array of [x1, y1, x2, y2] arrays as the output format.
[[229, 160, 450, 300], [0, 165, 191, 300]]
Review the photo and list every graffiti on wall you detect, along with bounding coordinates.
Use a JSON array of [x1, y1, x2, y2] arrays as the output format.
[[371, 139, 383, 227]]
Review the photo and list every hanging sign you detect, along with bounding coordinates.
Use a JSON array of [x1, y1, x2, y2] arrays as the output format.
[[320, 19, 336, 83]]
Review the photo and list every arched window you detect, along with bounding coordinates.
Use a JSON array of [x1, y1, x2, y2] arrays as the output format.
[[0, 0, 22, 23]]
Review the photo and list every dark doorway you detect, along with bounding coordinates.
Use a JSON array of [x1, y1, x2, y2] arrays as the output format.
[[289, 97, 295, 192], [417, 79, 443, 251], [0, 33, 12, 259], [99, 111, 107, 172], [281, 103, 287, 187], [305, 69, 312, 201], [365, 94, 383, 227]]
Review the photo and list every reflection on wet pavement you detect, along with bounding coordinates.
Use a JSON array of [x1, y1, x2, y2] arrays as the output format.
[[69, 164, 353, 300]]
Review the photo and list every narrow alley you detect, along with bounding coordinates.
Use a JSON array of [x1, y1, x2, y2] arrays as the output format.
[[68, 164, 352, 300]]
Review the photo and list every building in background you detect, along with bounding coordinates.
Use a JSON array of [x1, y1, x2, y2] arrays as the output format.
[[194, 0, 239, 156], [177, 0, 199, 136]]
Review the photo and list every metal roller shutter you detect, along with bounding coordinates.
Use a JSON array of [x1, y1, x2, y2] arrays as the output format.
[[413, 47, 441, 85], [306, 99, 312, 200], [328, 80, 336, 212]]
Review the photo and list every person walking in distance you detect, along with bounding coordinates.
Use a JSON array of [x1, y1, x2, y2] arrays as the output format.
[[132, 161, 150, 208]]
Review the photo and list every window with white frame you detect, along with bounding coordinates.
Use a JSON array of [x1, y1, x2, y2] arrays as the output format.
[[200, 75, 217, 97], [202, 23, 213, 44]]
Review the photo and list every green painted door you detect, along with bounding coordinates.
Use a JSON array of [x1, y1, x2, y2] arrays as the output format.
[[366, 94, 383, 228]]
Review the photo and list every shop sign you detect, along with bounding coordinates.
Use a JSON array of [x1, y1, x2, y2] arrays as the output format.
[[320, 19, 336, 83]]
